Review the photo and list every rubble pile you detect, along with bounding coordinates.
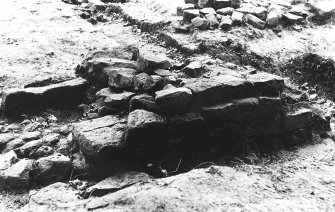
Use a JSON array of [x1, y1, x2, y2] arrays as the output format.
[[176, 0, 308, 32], [0, 43, 331, 189]]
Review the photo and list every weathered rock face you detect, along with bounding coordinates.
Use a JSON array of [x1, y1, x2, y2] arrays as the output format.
[[215, 0, 230, 9], [0, 150, 18, 170], [155, 87, 193, 115], [76, 46, 140, 85], [126, 109, 166, 144], [181, 61, 204, 77], [138, 53, 171, 74], [1, 78, 89, 115], [231, 11, 244, 25], [129, 94, 157, 112], [103, 91, 135, 111], [33, 154, 72, 185], [191, 17, 210, 30], [0, 133, 16, 152], [244, 14, 265, 29], [84, 171, 153, 198], [220, 15, 233, 30], [198, 0, 215, 9], [283, 108, 313, 132], [246, 72, 284, 96], [108, 68, 137, 91], [82, 58, 139, 87], [205, 13, 220, 28], [73, 115, 127, 159], [186, 75, 255, 107], [183, 9, 200, 22], [133, 73, 156, 92], [0, 159, 34, 189], [28, 182, 82, 212]]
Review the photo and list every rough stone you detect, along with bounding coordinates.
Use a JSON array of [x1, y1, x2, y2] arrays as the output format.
[[138, 53, 171, 74], [23, 122, 42, 132], [17, 136, 56, 158], [0, 133, 16, 152], [289, 7, 309, 18], [231, 0, 241, 9], [0, 150, 18, 171], [33, 154, 72, 185], [253, 7, 267, 20], [201, 97, 261, 121], [4, 138, 26, 153], [191, 17, 210, 30], [84, 58, 139, 86], [244, 14, 265, 29], [246, 72, 284, 96], [282, 13, 304, 24], [76, 46, 139, 73], [231, 11, 244, 25], [169, 112, 204, 126], [28, 182, 81, 212], [133, 73, 156, 92], [183, 9, 200, 22], [73, 115, 127, 159], [32, 146, 54, 158], [129, 94, 157, 112], [0, 159, 33, 189], [205, 13, 220, 28], [197, 0, 215, 9], [215, 0, 231, 9], [42, 133, 61, 146], [173, 22, 192, 33], [104, 91, 136, 110], [220, 15, 233, 30], [108, 68, 137, 91], [84, 171, 153, 198], [155, 87, 193, 115], [126, 110, 166, 144], [181, 61, 204, 77], [1, 78, 88, 115], [199, 7, 216, 16], [20, 131, 41, 142], [186, 75, 255, 107], [154, 69, 172, 77], [217, 7, 234, 16], [72, 152, 90, 174], [284, 108, 313, 131], [267, 10, 282, 27], [24, 76, 52, 88]]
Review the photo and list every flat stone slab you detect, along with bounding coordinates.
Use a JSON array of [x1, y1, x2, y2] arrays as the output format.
[[73, 115, 127, 159], [186, 75, 255, 107], [1, 78, 88, 115], [201, 97, 282, 122], [246, 72, 284, 96]]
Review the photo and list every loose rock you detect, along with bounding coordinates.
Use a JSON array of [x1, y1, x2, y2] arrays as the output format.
[[129, 94, 157, 112], [0, 159, 34, 189], [155, 87, 193, 115], [33, 154, 72, 185]]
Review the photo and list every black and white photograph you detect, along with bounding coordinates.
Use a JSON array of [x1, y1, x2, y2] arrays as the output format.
[[0, 0, 335, 211]]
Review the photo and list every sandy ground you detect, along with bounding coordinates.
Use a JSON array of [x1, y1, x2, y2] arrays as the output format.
[[1, 0, 335, 211], [0, 0, 170, 90]]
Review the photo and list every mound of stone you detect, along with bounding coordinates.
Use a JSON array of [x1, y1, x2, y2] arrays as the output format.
[[1, 78, 88, 115]]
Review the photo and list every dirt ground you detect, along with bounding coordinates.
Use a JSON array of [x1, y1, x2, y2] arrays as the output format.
[[1, 0, 335, 211]]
